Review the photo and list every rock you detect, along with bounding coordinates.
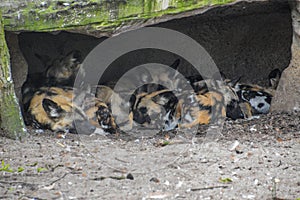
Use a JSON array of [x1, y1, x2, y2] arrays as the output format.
[[271, 1, 300, 112], [5, 32, 28, 102]]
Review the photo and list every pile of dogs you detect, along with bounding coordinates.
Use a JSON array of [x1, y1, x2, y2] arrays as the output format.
[[21, 51, 281, 135]]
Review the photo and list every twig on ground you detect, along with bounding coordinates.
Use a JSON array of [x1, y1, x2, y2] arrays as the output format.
[[115, 157, 130, 163], [47, 172, 69, 186], [190, 185, 229, 191]]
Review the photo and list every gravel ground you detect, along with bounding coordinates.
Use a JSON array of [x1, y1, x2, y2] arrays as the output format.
[[0, 111, 299, 200]]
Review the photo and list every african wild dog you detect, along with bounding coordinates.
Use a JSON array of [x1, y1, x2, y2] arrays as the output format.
[[23, 49, 281, 134], [93, 59, 183, 131], [100, 60, 279, 131], [22, 50, 121, 134], [128, 79, 247, 131], [268, 68, 281, 89], [22, 51, 83, 101], [119, 59, 250, 131], [129, 84, 180, 130], [95, 84, 178, 131], [37, 50, 83, 87], [233, 69, 281, 115], [234, 84, 272, 114], [192, 78, 247, 119], [21, 50, 85, 125], [95, 85, 133, 131], [26, 87, 118, 134], [170, 78, 248, 129]]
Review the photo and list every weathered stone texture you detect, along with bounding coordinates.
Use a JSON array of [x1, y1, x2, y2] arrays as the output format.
[[0, 12, 26, 139], [5, 32, 28, 102], [271, 1, 300, 112]]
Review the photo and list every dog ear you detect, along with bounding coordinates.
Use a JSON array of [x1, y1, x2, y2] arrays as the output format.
[[170, 59, 181, 70], [192, 80, 209, 94], [167, 59, 181, 80], [42, 98, 65, 119], [65, 50, 83, 67], [45, 50, 83, 86], [268, 68, 281, 89], [152, 91, 178, 110], [226, 76, 242, 88]]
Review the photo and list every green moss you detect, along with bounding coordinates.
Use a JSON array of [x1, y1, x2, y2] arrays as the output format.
[[0, 86, 26, 139], [0, 11, 26, 139], [2, 0, 236, 33]]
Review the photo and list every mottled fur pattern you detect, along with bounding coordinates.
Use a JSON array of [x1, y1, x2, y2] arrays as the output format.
[[27, 87, 118, 134], [234, 83, 274, 114], [192, 79, 245, 119], [127, 67, 281, 130], [129, 81, 232, 130], [130, 87, 178, 129], [177, 87, 227, 129], [122, 61, 236, 130], [95, 85, 133, 130], [22, 50, 84, 116], [234, 69, 281, 115], [39, 50, 83, 87], [23, 51, 281, 134], [24, 49, 134, 134], [115, 69, 250, 131]]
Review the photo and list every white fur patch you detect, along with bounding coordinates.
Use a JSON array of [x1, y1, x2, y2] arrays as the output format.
[[184, 112, 193, 122], [249, 96, 270, 114]]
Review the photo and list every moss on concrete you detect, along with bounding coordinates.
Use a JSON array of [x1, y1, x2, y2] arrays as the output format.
[[0, 11, 27, 139], [1, 0, 235, 34]]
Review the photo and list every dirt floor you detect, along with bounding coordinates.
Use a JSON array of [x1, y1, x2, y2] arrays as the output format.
[[0, 111, 299, 200]]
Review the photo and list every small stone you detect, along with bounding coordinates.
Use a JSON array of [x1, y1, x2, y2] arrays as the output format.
[[242, 194, 255, 199], [229, 140, 240, 151], [164, 180, 170, 186], [150, 177, 160, 183], [35, 129, 44, 134], [126, 173, 134, 180], [235, 147, 244, 154], [40, 2, 47, 7], [176, 181, 183, 188], [250, 125, 257, 132], [274, 178, 280, 183]]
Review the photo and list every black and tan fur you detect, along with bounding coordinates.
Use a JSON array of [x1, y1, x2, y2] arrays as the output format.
[[175, 81, 227, 129], [23, 51, 281, 134], [22, 51, 84, 114], [95, 85, 133, 130], [193, 79, 244, 118], [130, 86, 179, 130], [116, 61, 251, 130], [234, 69, 281, 115], [38, 50, 83, 87], [127, 80, 240, 131], [27, 87, 118, 134]]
